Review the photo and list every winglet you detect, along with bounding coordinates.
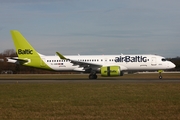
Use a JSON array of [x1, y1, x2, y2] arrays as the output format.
[[56, 52, 67, 59]]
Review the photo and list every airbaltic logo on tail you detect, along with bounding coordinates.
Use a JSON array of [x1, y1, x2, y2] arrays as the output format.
[[115, 56, 148, 62], [18, 49, 33, 55]]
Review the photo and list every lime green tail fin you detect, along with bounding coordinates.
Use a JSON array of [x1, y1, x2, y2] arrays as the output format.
[[10, 30, 39, 58], [10, 30, 52, 70]]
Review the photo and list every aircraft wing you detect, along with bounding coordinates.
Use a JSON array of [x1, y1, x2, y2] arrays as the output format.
[[56, 52, 102, 69], [69, 59, 102, 68]]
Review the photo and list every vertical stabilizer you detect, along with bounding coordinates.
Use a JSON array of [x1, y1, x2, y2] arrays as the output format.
[[10, 30, 51, 70], [10, 30, 39, 58]]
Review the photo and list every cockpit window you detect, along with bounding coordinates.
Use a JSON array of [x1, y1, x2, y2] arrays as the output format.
[[162, 58, 167, 61]]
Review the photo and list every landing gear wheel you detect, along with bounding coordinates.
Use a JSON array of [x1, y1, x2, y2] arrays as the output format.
[[89, 74, 93, 79], [89, 74, 97, 79], [159, 75, 162, 79], [89, 71, 97, 79]]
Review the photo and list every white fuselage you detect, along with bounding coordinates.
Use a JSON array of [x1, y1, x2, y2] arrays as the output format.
[[38, 54, 175, 72]]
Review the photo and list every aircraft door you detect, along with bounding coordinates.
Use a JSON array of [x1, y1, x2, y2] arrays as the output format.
[[151, 57, 157, 66]]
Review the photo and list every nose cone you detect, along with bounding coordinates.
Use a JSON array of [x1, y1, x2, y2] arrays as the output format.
[[169, 62, 176, 69]]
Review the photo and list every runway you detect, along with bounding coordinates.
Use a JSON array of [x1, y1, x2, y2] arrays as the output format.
[[0, 73, 180, 83], [0, 79, 180, 83]]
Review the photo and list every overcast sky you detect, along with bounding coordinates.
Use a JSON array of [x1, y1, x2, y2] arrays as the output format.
[[0, 0, 180, 57]]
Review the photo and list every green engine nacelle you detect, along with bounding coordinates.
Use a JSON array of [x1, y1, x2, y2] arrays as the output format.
[[101, 66, 121, 77]]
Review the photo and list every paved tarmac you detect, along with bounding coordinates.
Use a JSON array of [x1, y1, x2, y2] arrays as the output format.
[[0, 79, 180, 83]]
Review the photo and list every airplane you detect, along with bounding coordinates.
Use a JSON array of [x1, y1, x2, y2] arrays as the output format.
[[7, 30, 176, 79]]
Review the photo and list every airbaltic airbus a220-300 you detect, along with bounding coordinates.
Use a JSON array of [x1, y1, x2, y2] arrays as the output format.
[[7, 30, 176, 79]]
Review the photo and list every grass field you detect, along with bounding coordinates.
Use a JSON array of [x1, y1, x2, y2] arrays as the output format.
[[0, 73, 180, 119]]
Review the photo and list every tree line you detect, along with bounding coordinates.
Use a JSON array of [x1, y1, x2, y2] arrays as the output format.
[[0, 49, 179, 74]]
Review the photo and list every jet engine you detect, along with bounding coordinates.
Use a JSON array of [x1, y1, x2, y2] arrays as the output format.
[[101, 66, 123, 76]]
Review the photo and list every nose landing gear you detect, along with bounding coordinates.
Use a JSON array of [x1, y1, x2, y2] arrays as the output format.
[[158, 70, 163, 79]]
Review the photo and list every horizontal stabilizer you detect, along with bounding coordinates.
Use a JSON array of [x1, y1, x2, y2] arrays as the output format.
[[7, 57, 28, 64]]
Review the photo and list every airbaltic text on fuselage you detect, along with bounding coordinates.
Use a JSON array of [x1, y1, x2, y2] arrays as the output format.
[[115, 56, 148, 62], [18, 49, 33, 55]]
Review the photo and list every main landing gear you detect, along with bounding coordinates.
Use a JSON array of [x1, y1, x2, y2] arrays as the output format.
[[89, 71, 97, 79]]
